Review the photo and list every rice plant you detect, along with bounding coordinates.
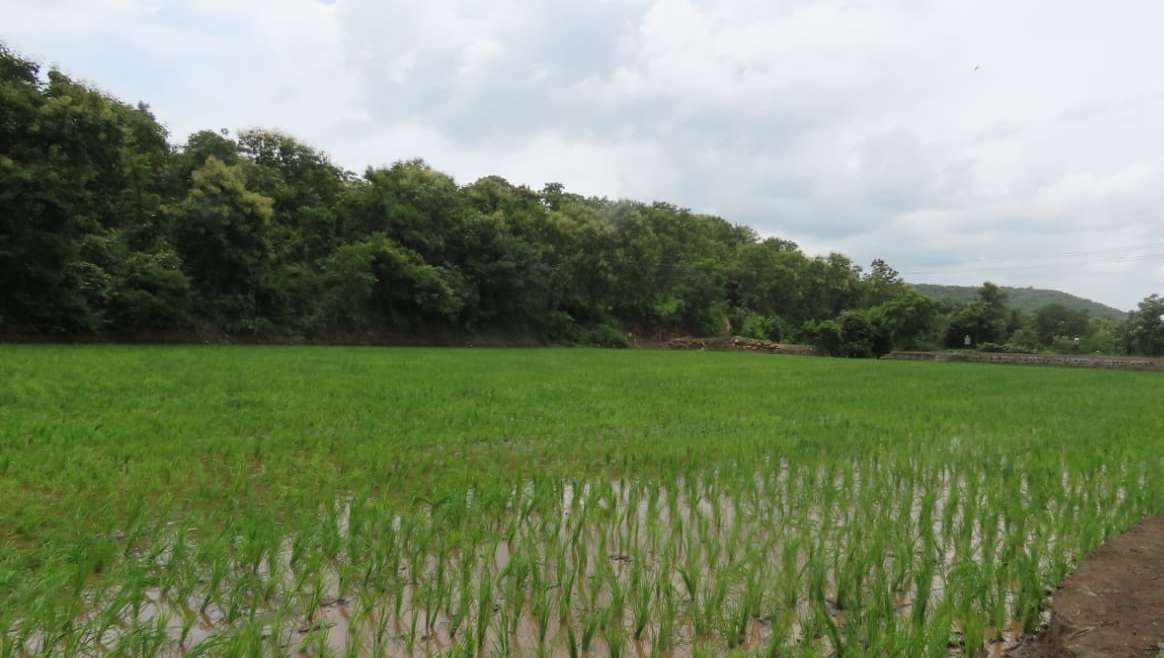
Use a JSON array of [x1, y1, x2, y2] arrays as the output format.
[[1, 345, 1162, 656]]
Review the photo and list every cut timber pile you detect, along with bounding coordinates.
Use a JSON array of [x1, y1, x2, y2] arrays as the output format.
[[666, 335, 814, 355]]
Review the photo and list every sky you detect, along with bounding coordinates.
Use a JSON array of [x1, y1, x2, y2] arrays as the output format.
[[4, 0, 1164, 311]]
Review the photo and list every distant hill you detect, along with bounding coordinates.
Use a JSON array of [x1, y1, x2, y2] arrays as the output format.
[[911, 284, 1127, 320]]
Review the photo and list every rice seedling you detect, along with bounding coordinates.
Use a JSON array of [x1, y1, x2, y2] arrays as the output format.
[[1, 345, 1163, 656]]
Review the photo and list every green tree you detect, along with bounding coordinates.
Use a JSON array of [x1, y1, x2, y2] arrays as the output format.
[[341, 160, 462, 263], [838, 310, 876, 357], [728, 238, 805, 323], [944, 282, 1011, 347], [0, 45, 173, 332], [172, 156, 274, 326], [1080, 317, 1125, 354], [867, 289, 937, 351], [317, 233, 465, 330], [1126, 294, 1164, 356], [1005, 325, 1042, 353], [862, 258, 907, 307], [1033, 303, 1090, 346], [16, 39, 1152, 351], [801, 253, 864, 322]]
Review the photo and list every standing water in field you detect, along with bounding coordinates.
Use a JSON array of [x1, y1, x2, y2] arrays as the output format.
[[1, 347, 1162, 657], [8, 460, 1145, 657]]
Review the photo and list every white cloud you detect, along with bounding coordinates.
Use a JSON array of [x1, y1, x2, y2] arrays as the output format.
[[4, 0, 1164, 309]]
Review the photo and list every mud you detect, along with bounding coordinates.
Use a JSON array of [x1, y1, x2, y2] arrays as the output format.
[[1024, 514, 1164, 658], [13, 469, 1125, 658]]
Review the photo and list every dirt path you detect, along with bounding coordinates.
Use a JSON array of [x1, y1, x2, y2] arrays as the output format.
[[1012, 514, 1164, 657]]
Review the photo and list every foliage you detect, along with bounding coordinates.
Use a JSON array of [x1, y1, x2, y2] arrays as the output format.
[[737, 312, 783, 342], [1080, 318, 1126, 355], [1005, 326, 1043, 354], [0, 43, 1159, 357], [1126, 294, 1164, 356], [866, 288, 937, 351], [799, 318, 843, 355], [1033, 303, 1090, 345], [943, 282, 1011, 348], [837, 310, 876, 358], [1049, 335, 1080, 354], [581, 323, 630, 348], [0, 44, 880, 343]]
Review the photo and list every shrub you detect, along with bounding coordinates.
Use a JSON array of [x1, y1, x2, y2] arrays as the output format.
[[541, 311, 581, 342], [738, 313, 784, 342], [583, 323, 629, 349], [1005, 326, 1041, 354], [800, 319, 843, 356], [838, 311, 875, 358], [803, 312, 881, 358], [1050, 335, 1080, 353]]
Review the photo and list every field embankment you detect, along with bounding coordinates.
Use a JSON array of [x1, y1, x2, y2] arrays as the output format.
[[1010, 514, 1164, 658], [885, 350, 1164, 371], [1049, 513, 1164, 657]]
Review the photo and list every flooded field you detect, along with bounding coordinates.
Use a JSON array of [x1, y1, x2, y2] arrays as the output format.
[[1, 346, 1162, 657]]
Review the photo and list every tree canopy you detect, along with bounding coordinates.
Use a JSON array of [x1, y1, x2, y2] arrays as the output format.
[[0, 43, 1157, 356]]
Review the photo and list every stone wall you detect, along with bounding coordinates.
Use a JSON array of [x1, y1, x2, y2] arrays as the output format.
[[885, 350, 1164, 371]]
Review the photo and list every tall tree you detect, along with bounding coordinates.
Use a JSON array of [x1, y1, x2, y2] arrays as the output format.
[[172, 156, 274, 326], [1126, 294, 1164, 356], [1033, 303, 1090, 345], [943, 282, 1011, 347]]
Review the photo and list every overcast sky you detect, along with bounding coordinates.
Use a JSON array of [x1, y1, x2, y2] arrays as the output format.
[[5, 0, 1164, 310]]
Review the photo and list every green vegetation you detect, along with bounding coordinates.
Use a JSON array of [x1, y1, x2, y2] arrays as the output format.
[[926, 283, 1164, 357], [0, 43, 927, 350], [911, 284, 1126, 322], [4, 43, 1161, 358], [2, 345, 1163, 657]]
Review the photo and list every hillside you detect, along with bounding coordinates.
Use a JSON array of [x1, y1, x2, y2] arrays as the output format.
[[911, 284, 1127, 320]]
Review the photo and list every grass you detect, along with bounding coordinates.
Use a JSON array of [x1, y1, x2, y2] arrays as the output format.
[[1, 345, 1163, 657]]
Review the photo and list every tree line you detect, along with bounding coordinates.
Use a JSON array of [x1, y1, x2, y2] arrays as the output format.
[[2, 44, 1161, 356]]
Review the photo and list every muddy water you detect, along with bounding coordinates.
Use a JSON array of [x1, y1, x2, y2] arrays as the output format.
[[22, 464, 1100, 658]]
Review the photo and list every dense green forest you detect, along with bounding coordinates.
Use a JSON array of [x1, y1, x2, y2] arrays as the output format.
[[911, 284, 1126, 321], [2, 43, 1162, 355]]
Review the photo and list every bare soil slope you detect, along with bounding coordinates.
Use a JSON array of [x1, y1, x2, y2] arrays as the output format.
[[1015, 514, 1164, 657]]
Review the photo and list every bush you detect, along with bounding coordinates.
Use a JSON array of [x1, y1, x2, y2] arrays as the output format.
[[738, 312, 784, 342], [977, 342, 1009, 353], [838, 311, 875, 358], [866, 314, 894, 357], [541, 310, 581, 342], [688, 302, 731, 337], [1050, 335, 1080, 353], [1004, 326, 1041, 354], [802, 312, 882, 358], [582, 323, 629, 348], [800, 319, 843, 356]]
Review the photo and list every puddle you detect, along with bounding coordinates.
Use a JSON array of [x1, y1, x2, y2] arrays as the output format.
[[7, 459, 1130, 657]]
